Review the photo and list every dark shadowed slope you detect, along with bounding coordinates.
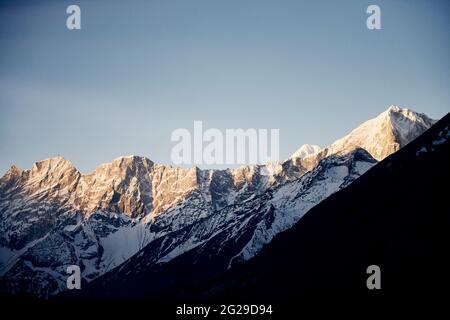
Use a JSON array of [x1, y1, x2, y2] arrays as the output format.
[[189, 111, 450, 306], [71, 112, 449, 310]]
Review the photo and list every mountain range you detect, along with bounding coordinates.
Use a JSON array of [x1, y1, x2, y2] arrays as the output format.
[[0, 105, 439, 298], [77, 108, 449, 311]]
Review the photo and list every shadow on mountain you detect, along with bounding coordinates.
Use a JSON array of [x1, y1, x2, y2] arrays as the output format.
[[185, 112, 450, 310], [51, 113, 449, 314]]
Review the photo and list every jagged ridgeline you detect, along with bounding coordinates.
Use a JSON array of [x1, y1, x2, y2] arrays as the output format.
[[0, 106, 438, 298]]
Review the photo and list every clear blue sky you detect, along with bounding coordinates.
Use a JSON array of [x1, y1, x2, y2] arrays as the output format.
[[1, 0, 449, 174]]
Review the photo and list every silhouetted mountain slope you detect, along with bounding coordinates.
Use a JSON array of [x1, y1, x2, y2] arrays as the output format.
[[73, 112, 449, 309], [190, 112, 450, 306]]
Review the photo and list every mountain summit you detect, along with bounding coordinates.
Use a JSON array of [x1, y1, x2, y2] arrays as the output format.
[[325, 105, 436, 160], [290, 144, 321, 160]]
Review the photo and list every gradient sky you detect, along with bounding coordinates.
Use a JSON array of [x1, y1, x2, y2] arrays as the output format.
[[1, 0, 449, 174]]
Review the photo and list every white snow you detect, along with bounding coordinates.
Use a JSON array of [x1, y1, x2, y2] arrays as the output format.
[[290, 144, 322, 159], [99, 222, 151, 272]]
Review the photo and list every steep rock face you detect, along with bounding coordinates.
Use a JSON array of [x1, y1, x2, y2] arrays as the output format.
[[0, 106, 437, 298], [72, 156, 204, 219], [0, 157, 80, 252], [76, 156, 154, 218]]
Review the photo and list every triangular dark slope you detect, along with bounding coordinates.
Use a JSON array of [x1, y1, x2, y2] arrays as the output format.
[[186, 111, 450, 305], [64, 113, 449, 310]]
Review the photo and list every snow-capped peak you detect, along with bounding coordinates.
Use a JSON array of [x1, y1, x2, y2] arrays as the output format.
[[387, 105, 402, 112], [325, 106, 436, 161], [31, 156, 75, 171], [291, 144, 322, 159]]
